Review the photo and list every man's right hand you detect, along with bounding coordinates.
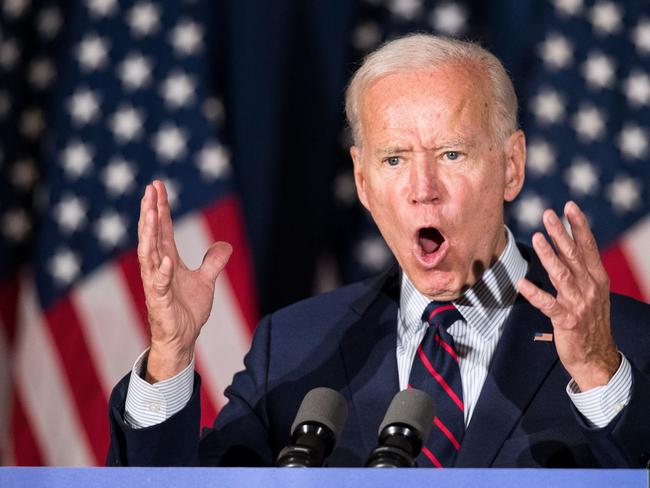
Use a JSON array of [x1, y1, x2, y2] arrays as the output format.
[[138, 180, 232, 383]]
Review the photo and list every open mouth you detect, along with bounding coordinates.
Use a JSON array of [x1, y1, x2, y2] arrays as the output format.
[[418, 227, 444, 254]]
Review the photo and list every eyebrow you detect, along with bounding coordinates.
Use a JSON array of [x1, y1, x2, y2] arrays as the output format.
[[374, 139, 470, 157]]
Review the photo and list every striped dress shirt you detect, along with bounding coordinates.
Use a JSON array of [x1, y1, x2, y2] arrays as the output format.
[[125, 227, 632, 430]]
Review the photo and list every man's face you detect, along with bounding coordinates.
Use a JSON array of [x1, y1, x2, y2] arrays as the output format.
[[351, 62, 526, 300]]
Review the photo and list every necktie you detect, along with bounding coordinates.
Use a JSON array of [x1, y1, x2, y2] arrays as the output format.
[[408, 301, 464, 468]]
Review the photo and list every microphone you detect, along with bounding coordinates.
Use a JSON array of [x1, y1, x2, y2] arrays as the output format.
[[365, 388, 435, 467], [275, 387, 348, 467]]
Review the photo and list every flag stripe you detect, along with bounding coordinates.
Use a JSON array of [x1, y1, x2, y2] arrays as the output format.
[[602, 245, 644, 303], [15, 280, 93, 465], [9, 385, 41, 466], [45, 297, 109, 464], [72, 264, 148, 394], [621, 216, 650, 303], [117, 252, 151, 337], [202, 197, 258, 331]]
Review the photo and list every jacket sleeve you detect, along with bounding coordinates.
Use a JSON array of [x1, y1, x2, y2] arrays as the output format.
[[573, 360, 650, 468], [106, 314, 274, 467]]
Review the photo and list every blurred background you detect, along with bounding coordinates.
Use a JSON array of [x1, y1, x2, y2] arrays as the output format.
[[0, 0, 648, 466]]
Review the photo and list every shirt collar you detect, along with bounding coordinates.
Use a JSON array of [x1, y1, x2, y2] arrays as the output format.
[[399, 227, 528, 341]]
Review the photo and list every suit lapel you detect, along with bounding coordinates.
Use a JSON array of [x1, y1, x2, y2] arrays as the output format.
[[456, 246, 559, 467], [338, 265, 401, 457]]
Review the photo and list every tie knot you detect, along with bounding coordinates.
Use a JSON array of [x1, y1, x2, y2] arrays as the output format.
[[422, 301, 462, 331]]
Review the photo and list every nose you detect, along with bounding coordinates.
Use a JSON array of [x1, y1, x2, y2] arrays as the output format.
[[408, 159, 440, 205]]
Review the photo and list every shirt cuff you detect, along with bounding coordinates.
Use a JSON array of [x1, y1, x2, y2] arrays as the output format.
[[566, 353, 632, 429], [124, 348, 195, 429]]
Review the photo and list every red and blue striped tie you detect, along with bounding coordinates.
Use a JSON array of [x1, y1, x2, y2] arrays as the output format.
[[408, 301, 464, 468]]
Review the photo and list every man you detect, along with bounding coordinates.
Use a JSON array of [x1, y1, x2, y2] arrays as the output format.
[[107, 34, 650, 467]]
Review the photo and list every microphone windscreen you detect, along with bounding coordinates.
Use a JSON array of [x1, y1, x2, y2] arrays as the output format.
[[378, 389, 436, 444], [291, 387, 348, 441]]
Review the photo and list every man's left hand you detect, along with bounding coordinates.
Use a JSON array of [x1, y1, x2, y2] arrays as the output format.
[[518, 201, 620, 392]]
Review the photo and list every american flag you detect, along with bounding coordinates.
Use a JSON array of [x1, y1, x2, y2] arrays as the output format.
[[510, 0, 650, 303], [0, 0, 256, 465]]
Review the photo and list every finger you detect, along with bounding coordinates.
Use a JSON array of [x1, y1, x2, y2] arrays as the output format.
[[139, 207, 162, 271], [518, 278, 566, 323], [137, 184, 153, 244], [137, 187, 162, 275], [152, 179, 178, 259], [564, 201, 607, 281], [531, 232, 581, 301], [152, 255, 174, 297], [199, 241, 233, 284], [541, 209, 588, 281]]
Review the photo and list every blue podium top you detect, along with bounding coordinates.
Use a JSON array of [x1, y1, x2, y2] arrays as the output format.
[[0, 467, 647, 488]]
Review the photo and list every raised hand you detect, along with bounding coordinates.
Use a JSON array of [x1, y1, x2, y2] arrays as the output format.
[[138, 180, 232, 383], [518, 201, 620, 392]]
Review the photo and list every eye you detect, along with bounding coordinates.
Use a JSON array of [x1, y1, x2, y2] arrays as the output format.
[[445, 151, 460, 161], [385, 156, 401, 166]]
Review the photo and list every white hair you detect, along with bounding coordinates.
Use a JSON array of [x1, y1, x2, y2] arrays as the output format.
[[345, 33, 518, 146]]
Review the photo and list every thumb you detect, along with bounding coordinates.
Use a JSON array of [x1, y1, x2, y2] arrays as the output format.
[[200, 241, 233, 283]]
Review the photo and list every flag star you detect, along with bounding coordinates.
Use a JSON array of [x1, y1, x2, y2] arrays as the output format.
[[530, 88, 566, 125], [526, 139, 556, 176], [589, 1, 622, 35], [334, 171, 357, 206], [196, 143, 230, 181], [356, 236, 392, 271], [388, 0, 422, 20], [102, 157, 136, 195], [514, 193, 547, 230], [152, 124, 188, 162], [37, 6, 62, 38], [28, 58, 56, 89], [606, 176, 642, 213], [564, 157, 599, 196], [86, 0, 118, 17], [20, 108, 45, 139], [54, 195, 87, 233], [76, 34, 110, 71], [95, 211, 128, 249], [3, 0, 30, 19], [170, 20, 203, 56], [582, 52, 615, 90], [203, 97, 225, 125], [538, 33, 573, 70], [60, 141, 94, 178], [67, 88, 101, 125], [617, 124, 648, 160], [571, 104, 606, 141], [0, 39, 20, 69], [127, 2, 161, 37], [632, 19, 650, 55], [109, 105, 144, 143], [118, 53, 152, 90], [430, 2, 467, 36], [552, 0, 583, 16], [352, 21, 382, 51], [11, 158, 39, 189], [49, 248, 81, 285], [2, 209, 31, 242], [623, 71, 650, 107], [160, 72, 196, 108]]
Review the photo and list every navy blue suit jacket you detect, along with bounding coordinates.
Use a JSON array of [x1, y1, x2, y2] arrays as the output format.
[[107, 245, 650, 467]]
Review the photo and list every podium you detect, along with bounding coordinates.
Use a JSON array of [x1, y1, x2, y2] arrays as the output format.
[[0, 468, 647, 488]]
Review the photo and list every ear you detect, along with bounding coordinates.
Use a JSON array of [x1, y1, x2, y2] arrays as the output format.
[[503, 130, 526, 202], [350, 145, 370, 210]]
